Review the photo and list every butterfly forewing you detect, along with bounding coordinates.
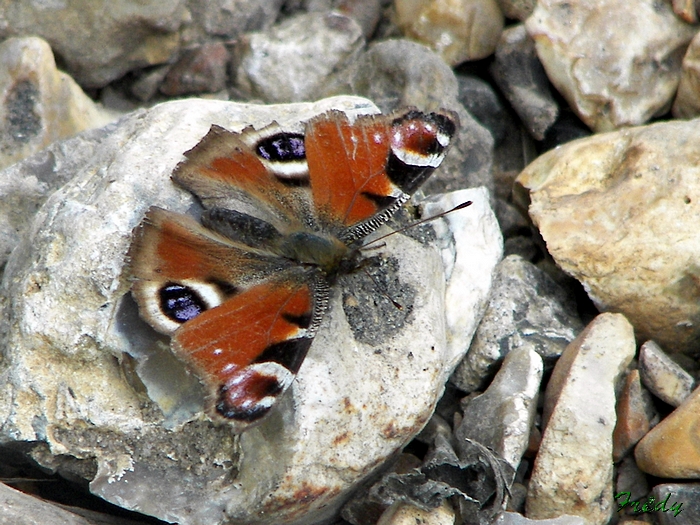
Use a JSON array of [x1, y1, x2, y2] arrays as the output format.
[[127, 106, 459, 431]]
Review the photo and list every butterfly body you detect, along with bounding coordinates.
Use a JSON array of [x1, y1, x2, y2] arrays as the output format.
[[127, 107, 458, 432]]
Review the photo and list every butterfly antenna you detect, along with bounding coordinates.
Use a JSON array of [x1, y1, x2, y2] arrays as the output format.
[[362, 266, 403, 310], [364, 200, 472, 249]]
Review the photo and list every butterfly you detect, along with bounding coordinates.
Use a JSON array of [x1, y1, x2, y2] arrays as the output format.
[[127, 107, 459, 432]]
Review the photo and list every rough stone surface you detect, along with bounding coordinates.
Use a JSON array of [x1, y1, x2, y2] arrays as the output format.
[[0, 36, 116, 170], [0, 97, 503, 525], [394, 0, 504, 65], [516, 118, 700, 357], [639, 340, 696, 407], [457, 347, 543, 470], [235, 12, 364, 102], [159, 42, 230, 97], [0, 481, 142, 525], [612, 369, 658, 462], [377, 500, 456, 525], [651, 483, 700, 524], [635, 385, 700, 479], [490, 25, 558, 141], [495, 511, 588, 525], [527, 313, 636, 525], [0, 1, 186, 88], [526, 0, 696, 132], [673, 32, 700, 118], [451, 255, 582, 392], [494, 0, 536, 20]]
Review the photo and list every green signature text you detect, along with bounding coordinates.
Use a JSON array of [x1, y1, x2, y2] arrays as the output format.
[[615, 491, 683, 517]]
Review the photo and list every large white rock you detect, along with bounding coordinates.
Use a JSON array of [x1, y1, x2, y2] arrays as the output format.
[[526, 0, 695, 131], [0, 97, 502, 525]]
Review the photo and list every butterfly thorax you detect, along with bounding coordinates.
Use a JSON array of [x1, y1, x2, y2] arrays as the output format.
[[277, 230, 358, 279]]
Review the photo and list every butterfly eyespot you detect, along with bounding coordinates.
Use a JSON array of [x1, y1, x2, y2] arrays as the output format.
[[256, 133, 306, 162], [215, 366, 291, 422], [159, 283, 207, 323]]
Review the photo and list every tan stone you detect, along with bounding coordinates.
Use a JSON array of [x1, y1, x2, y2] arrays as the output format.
[[673, 32, 700, 118], [635, 385, 700, 478], [378, 501, 456, 525], [516, 118, 700, 356], [612, 369, 657, 462], [0, 36, 116, 170], [527, 313, 636, 525], [526, 0, 696, 131], [395, 0, 504, 65]]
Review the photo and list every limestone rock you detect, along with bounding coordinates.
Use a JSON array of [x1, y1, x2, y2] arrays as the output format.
[[651, 483, 700, 524], [516, 118, 700, 356], [457, 346, 543, 470], [394, 0, 504, 65], [0, 1, 186, 88], [673, 32, 700, 119], [639, 340, 695, 407], [612, 369, 658, 462], [0, 97, 503, 525], [527, 313, 636, 524], [0, 36, 116, 170], [451, 255, 582, 392], [635, 386, 700, 478], [495, 511, 588, 525], [235, 12, 364, 102], [526, 0, 696, 132], [490, 25, 558, 141], [377, 500, 456, 525]]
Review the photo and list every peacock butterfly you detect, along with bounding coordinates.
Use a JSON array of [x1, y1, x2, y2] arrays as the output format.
[[127, 107, 458, 432]]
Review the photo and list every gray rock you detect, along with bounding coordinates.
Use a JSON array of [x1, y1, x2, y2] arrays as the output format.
[[457, 346, 543, 471], [639, 340, 696, 407], [495, 511, 588, 525], [651, 483, 699, 525], [235, 12, 364, 102], [450, 255, 582, 392], [0, 97, 503, 525], [0, 1, 186, 88], [490, 25, 558, 141]]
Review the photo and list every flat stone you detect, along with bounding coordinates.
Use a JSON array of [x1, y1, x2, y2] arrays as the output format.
[[490, 25, 558, 141], [639, 340, 696, 407], [377, 500, 456, 525], [451, 255, 582, 392], [635, 386, 700, 478], [516, 118, 700, 357], [612, 369, 658, 462], [495, 511, 588, 525], [673, 31, 700, 118], [651, 483, 700, 525], [527, 313, 636, 524], [457, 346, 543, 470], [494, 0, 536, 20], [0, 1, 185, 88], [394, 0, 504, 65], [526, 0, 696, 131], [0, 97, 503, 525]]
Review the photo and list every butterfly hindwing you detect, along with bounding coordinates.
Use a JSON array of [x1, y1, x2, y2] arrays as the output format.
[[128, 106, 459, 431]]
